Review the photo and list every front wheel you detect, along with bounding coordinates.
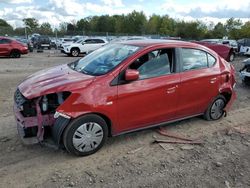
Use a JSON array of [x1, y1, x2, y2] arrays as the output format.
[[71, 48, 80, 57], [204, 95, 226, 121], [10, 50, 21, 58], [63, 114, 108, 156]]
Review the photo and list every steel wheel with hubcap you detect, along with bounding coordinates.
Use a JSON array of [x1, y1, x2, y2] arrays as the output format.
[[72, 122, 104, 152], [63, 114, 108, 156], [204, 95, 226, 121]]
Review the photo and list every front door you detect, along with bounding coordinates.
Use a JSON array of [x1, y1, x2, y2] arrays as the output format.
[[116, 48, 180, 133]]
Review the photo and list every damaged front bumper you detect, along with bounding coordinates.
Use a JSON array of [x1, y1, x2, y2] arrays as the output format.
[[13, 89, 71, 145], [13, 99, 55, 144]]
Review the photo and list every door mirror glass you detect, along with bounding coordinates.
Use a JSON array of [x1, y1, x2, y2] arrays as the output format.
[[125, 69, 139, 81]]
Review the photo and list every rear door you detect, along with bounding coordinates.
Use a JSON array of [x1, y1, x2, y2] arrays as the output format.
[[82, 39, 96, 53], [90, 39, 106, 51], [116, 48, 181, 133], [177, 48, 220, 117]]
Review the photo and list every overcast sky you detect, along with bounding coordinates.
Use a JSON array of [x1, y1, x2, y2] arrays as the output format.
[[0, 0, 250, 28]]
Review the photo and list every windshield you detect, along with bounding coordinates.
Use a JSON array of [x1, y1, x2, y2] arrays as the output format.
[[69, 44, 140, 76]]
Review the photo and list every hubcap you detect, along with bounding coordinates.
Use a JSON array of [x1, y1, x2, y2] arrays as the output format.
[[210, 99, 225, 119], [72, 50, 79, 56], [72, 122, 103, 152]]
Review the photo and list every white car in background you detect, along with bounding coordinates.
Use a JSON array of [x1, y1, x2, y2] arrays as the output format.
[[61, 38, 108, 57], [57, 38, 75, 49]]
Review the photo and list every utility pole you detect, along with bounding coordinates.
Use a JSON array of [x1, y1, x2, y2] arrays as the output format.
[[25, 27, 27, 39]]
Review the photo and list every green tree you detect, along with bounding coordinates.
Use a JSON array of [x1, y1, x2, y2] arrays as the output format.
[[58, 22, 67, 36], [225, 18, 242, 39], [23, 18, 39, 33], [211, 22, 226, 38], [240, 21, 250, 38], [113, 14, 126, 34], [126, 11, 147, 34], [14, 27, 26, 36], [146, 14, 162, 34], [40, 22, 53, 35], [0, 19, 13, 35], [159, 15, 175, 36], [76, 18, 90, 34], [175, 21, 206, 40]]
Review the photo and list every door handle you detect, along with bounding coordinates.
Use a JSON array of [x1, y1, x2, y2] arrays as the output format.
[[210, 77, 217, 84], [166, 85, 178, 94]]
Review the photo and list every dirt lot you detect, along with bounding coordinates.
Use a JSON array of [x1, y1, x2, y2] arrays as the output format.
[[0, 51, 250, 188]]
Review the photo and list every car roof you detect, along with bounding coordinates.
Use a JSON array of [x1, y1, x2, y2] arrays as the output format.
[[0, 36, 12, 40], [118, 39, 199, 48]]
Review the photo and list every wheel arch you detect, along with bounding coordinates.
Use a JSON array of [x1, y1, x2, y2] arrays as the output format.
[[219, 91, 232, 104], [70, 47, 80, 52], [10, 49, 21, 54], [53, 112, 113, 147], [92, 112, 113, 137]]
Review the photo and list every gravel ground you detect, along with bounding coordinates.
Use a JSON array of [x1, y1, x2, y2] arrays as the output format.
[[0, 51, 249, 188]]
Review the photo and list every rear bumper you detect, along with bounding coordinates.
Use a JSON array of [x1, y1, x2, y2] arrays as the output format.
[[224, 90, 236, 112]]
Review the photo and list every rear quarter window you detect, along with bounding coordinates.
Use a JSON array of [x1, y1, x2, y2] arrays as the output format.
[[181, 48, 207, 71], [181, 48, 216, 71], [207, 53, 216, 67]]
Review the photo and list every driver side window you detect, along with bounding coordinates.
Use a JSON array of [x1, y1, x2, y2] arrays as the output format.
[[129, 49, 174, 80]]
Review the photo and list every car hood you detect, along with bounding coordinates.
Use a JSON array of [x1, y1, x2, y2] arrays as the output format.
[[18, 64, 95, 99]]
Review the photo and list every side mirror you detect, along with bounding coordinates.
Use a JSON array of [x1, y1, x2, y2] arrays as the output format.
[[125, 69, 139, 81]]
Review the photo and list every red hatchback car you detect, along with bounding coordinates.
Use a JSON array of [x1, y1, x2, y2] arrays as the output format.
[[0, 36, 28, 58], [14, 40, 236, 156]]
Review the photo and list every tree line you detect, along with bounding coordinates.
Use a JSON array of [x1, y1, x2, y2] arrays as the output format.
[[0, 10, 250, 40]]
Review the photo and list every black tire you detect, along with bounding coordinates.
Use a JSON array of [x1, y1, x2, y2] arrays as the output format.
[[63, 114, 108, 156], [71, 48, 80, 57], [10, 50, 21, 58], [204, 95, 226, 121]]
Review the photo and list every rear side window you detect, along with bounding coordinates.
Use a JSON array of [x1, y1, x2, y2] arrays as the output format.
[[94, 39, 105, 43], [0, 39, 11, 44], [181, 48, 216, 71], [207, 53, 216, 67], [84, 39, 94, 44]]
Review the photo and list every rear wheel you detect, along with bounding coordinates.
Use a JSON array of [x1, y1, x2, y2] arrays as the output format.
[[10, 50, 21, 58], [204, 95, 226, 121], [71, 48, 80, 57], [63, 114, 108, 156]]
